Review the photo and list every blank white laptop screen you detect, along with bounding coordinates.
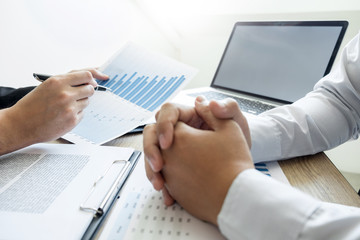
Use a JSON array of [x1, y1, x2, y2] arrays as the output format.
[[212, 21, 348, 103]]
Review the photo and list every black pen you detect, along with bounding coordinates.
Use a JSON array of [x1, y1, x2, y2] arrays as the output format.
[[33, 73, 109, 91]]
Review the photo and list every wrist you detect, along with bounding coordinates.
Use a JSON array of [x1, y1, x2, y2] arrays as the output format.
[[0, 108, 15, 155], [213, 165, 254, 226], [0, 107, 34, 155]]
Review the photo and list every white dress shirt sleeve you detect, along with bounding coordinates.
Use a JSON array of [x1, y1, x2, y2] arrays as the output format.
[[217, 32, 360, 239], [249, 31, 360, 163], [218, 169, 360, 240]]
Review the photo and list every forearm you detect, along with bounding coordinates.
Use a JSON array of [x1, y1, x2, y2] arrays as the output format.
[[250, 90, 358, 162], [218, 169, 360, 240], [250, 32, 360, 163], [0, 108, 35, 155]]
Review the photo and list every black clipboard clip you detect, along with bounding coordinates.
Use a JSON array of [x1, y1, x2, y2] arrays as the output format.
[[81, 151, 141, 240]]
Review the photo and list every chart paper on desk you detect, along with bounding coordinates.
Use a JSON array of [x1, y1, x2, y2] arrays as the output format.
[[99, 158, 289, 240], [64, 43, 197, 145]]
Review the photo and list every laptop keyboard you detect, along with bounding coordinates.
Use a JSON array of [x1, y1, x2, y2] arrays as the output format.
[[188, 91, 275, 115]]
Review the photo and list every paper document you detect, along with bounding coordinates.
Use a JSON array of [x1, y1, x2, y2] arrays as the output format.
[[0, 143, 136, 240], [99, 158, 289, 239], [64, 43, 197, 145]]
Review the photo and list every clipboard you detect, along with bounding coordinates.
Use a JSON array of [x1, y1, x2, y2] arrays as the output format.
[[81, 150, 141, 240]]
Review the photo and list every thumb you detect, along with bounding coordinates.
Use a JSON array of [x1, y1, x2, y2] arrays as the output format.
[[209, 98, 243, 121], [209, 98, 252, 148], [194, 96, 223, 131]]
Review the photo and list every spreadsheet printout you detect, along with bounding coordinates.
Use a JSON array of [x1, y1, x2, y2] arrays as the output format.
[[64, 43, 197, 145], [99, 157, 289, 239]]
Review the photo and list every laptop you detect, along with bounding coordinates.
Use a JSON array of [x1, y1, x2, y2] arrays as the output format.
[[172, 21, 348, 116]]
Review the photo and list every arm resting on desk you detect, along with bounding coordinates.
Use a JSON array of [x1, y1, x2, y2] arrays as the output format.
[[249, 33, 360, 163], [218, 169, 360, 240]]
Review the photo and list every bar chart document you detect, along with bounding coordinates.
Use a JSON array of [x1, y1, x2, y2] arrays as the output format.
[[63, 43, 197, 145]]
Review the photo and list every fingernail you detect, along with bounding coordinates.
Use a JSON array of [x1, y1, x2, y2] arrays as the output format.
[[159, 134, 167, 149], [218, 100, 226, 107], [151, 177, 163, 191], [147, 156, 156, 171], [151, 179, 161, 191], [196, 95, 206, 103], [196, 95, 209, 107]]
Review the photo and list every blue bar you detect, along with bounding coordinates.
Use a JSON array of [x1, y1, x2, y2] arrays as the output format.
[[130, 76, 158, 103], [110, 74, 127, 91], [103, 74, 118, 88], [96, 79, 104, 85], [114, 72, 137, 95], [98, 79, 109, 86], [255, 163, 266, 167], [120, 76, 143, 98], [256, 168, 269, 172], [148, 76, 185, 111], [114, 80, 131, 95], [100, 74, 117, 87], [136, 77, 166, 106], [125, 77, 149, 101], [142, 77, 177, 109]]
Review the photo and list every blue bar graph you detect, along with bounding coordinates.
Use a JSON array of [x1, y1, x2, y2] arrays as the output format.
[[125, 77, 149, 101], [67, 43, 196, 146], [142, 77, 177, 109], [114, 72, 137, 95], [129, 76, 158, 103], [96, 79, 104, 85], [136, 77, 166, 106], [110, 74, 127, 91], [99, 70, 188, 112], [99, 74, 118, 88], [148, 76, 185, 111], [119, 76, 144, 98]]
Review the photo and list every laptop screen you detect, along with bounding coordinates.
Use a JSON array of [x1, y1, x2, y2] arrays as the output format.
[[211, 21, 348, 103]]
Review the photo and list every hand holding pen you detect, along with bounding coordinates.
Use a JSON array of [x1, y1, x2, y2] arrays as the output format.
[[5, 69, 109, 150], [0, 67, 110, 155], [33, 70, 110, 91]]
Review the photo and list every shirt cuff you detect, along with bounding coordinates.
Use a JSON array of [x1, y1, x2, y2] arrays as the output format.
[[248, 116, 282, 163], [217, 169, 320, 240]]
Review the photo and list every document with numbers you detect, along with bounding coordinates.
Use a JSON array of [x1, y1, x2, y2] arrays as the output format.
[[63, 43, 197, 145], [98, 157, 289, 239]]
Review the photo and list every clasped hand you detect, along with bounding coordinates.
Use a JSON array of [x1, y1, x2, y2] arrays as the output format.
[[143, 96, 254, 225]]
